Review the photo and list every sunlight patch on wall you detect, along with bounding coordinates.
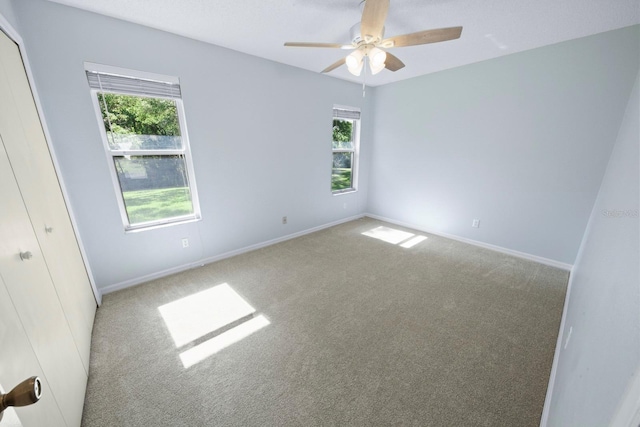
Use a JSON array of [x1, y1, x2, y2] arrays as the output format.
[[362, 226, 428, 248], [179, 315, 270, 368]]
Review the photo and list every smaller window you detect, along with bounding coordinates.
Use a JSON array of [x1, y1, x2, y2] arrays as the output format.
[[332, 106, 360, 193]]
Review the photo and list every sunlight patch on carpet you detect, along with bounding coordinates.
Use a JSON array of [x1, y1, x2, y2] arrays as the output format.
[[362, 226, 428, 248], [179, 315, 270, 368], [400, 235, 428, 248], [158, 283, 256, 348]]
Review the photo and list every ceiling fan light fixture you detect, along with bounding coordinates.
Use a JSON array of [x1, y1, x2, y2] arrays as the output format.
[[348, 61, 364, 76], [369, 47, 386, 67], [345, 55, 359, 69], [369, 61, 385, 75], [346, 49, 364, 75]]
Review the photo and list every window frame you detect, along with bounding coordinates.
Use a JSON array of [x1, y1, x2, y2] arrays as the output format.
[[331, 106, 360, 195], [85, 63, 201, 231]]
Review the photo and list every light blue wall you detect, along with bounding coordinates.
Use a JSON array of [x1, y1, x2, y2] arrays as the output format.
[[368, 26, 639, 264], [0, 0, 19, 34], [12, 0, 372, 290], [7, 3, 639, 282], [546, 72, 639, 426]]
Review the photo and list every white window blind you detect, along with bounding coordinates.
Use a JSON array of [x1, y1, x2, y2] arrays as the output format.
[[86, 70, 182, 99], [333, 108, 360, 120]]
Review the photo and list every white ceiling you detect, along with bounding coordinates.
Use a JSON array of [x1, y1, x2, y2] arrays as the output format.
[[47, 0, 639, 87]]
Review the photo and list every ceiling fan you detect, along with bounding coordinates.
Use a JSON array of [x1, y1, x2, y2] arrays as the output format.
[[284, 0, 462, 77]]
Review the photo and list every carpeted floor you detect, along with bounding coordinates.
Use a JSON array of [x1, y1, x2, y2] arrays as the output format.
[[81, 217, 568, 426]]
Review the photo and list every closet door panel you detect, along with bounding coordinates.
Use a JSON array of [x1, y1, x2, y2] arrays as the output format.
[[0, 137, 86, 427], [0, 275, 66, 427], [0, 31, 96, 373]]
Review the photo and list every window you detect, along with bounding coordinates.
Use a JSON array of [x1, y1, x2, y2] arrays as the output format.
[[332, 106, 360, 193], [86, 64, 200, 230]]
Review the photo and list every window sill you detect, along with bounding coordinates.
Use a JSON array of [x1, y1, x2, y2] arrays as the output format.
[[125, 215, 201, 233], [332, 189, 357, 196]]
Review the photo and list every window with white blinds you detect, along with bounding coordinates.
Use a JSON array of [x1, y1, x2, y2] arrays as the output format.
[[85, 64, 200, 231], [331, 106, 360, 194]]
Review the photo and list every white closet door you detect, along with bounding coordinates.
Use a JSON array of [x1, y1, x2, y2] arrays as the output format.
[[0, 31, 96, 372], [0, 136, 86, 426], [0, 275, 66, 427]]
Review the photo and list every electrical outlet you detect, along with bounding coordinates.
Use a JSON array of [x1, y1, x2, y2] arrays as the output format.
[[472, 219, 480, 228], [182, 238, 189, 248], [282, 216, 287, 225], [343, 203, 347, 210]]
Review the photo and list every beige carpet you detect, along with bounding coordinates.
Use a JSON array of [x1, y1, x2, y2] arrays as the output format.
[[81, 217, 568, 426]]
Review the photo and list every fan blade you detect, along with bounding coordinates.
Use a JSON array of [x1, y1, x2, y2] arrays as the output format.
[[361, 0, 389, 42], [322, 57, 346, 73], [384, 52, 405, 72], [284, 42, 353, 49], [382, 26, 462, 48]]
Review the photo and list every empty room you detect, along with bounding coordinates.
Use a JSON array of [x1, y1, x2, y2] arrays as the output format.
[[0, 0, 638, 426]]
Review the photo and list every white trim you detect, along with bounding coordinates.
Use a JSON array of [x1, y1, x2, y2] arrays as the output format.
[[101, 211, 574, 295], [87, 88, 130, 228], [333, 189, 357, 197], [0, 12, 102, 305], [100, 214, 366, 294], [175, 97, 201, 225], [109, 149, 185, 156], [364, 213, 573, 270]]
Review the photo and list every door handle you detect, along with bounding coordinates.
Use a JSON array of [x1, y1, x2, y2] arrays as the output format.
[[19, 251, 33, 261], [0, 376, 42, 421]]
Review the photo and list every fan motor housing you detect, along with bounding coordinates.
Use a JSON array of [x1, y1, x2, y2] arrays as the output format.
[[350, 22, 384, 46]]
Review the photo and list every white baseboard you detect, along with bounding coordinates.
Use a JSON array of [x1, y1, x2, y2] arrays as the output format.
[[364, 213, 573, 271], [363, 213, 574, 427], [100, 214, 365, 294], [102, 212, 572, 295]]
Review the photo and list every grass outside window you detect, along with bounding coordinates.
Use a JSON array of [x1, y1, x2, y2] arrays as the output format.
[[122, 187, 193, 224]]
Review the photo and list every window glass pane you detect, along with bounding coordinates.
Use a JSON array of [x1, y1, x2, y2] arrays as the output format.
[[332, 119, 353, 150], [114, 155, 194, 225], [332, 152, 353, 191], [97, 92, 182, 150]]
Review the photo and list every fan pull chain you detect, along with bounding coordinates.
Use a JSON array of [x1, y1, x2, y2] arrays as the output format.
[[362, 57, 367, 97]]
